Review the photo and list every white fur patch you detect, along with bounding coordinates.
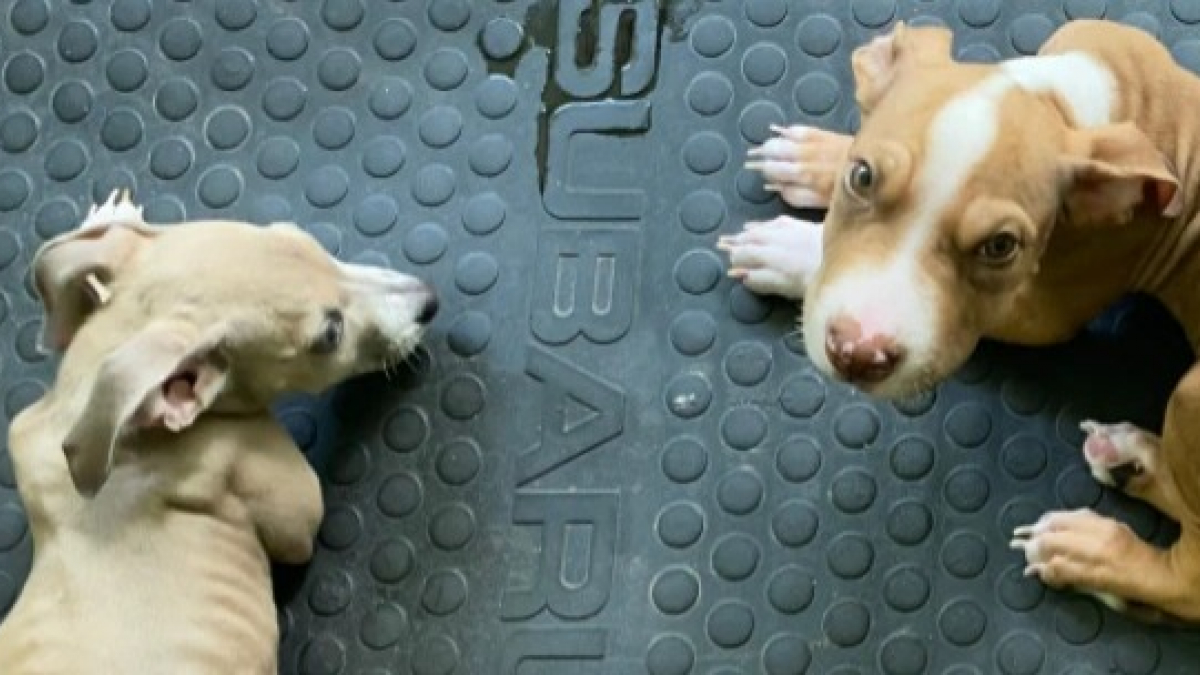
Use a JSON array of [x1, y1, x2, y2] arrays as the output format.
[[80, 189, 144, 231], [804, 75, 1013, 393], [1001, 52, 1115, 128]]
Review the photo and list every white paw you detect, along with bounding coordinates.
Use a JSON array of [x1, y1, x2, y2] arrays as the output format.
[[81, 188, 144, 231], [1010, 510, 1129, 613], [716, 215, 822, 300], [744, 125, 849, 210], [1079, 419, 1154, 489]]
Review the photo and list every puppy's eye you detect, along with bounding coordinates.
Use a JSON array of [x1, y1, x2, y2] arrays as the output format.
[[977, 232, 1021, 265], [844, 159, 876, 201], [311, 309, 344, 355]]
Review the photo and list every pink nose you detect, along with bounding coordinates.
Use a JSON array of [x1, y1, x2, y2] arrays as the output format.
[[824, 316, 905, 384]]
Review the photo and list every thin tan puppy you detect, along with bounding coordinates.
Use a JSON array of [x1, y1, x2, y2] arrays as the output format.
[[721, 20, 1200, 622], [0, 191, 437, 673]]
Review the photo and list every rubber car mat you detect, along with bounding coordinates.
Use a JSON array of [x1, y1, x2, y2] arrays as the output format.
[[1, 1, 1200, 674]]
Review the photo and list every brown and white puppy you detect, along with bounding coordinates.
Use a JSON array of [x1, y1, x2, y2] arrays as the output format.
[[0, 190, 437, 673], [720, 19, 1200, 622]]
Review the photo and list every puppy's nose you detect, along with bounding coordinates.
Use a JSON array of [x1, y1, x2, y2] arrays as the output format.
[[824, 315, 905, 384], [416, 290, 439, 325]]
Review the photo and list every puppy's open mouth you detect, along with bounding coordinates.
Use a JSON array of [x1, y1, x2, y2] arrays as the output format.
[[163, 370, 198, 403]]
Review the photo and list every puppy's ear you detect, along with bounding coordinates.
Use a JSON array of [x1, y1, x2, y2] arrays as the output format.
[[31, 218, 156, 353], [63, 319, 231, 498], [852, 22, 955, 113], [1059, 122, 1182, 227]]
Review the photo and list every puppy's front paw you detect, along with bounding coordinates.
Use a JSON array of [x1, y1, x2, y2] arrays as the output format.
[[745, 125, 851, 210], [1010, 509, 1133, 613], [717, 215, 821, 300], [1079, 419, 1157, 490]]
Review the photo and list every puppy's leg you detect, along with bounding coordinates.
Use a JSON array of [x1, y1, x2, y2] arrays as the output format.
[[745, 125, 851, 209], [1078, 420, 1188, 520], [232, 418, 324, 565], [1014, 365, 1200, 622], [718, 126, 851, 300]]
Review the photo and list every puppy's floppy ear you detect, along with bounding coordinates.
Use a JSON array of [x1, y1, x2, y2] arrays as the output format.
[[852, 21, 955, 113], [63, 318, 231, 498], [1059, 122, 1182, 227], [31, 219, 157, 353]]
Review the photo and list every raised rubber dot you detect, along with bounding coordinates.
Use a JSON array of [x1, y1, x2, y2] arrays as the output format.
[[313, 107, 355, 149], [665, 372, 712, 419], [436, 439, 481, 486], [257, 137, 300, 179], [795, 72, 842, 116], [679, 189, 726, 234], [1173, 0, 1200, 23], [476, 75, 518, 118], [942, 531, 989, 578], [481, 17, 523, 60], [361, 136, 406, 178], [424, 48, 469, 90], [160, 18, 201, 60], [742, 43, 787, 86], [267, 18, 309, 60], [686, 72, 734, 116], [305, 166, 349, 208], [59, 21, 98, 63], [1054, 598, 1102, 645], [834, 404, 881, 449], [216, 0, 257, 30], [353, 195, 398, 237], [107, 49, 147, 92], [1112, 634, 1161, 674], [884, 565, 930, 612], [712, 534, 760, 581], [827, 533, 873, 579], [724, 341, 772, 386], [959, 0, 1001, 27], [707, 601, 755, 649], [193, 170, 238, 212], [717, 470, 763, 516], [101, 109, 143, 152], [5, 52, 43, 95], [887, 500, 932, 546], [690, 15, 736, 58], [377, 473, 422, 519], [669, 310, 717, 356], [429, 505, 474, 551], [157, 78, 199, 121], [652, 568, 700, 615], [767, 566, 814, 614], [34, 198, 76, 239], [462, 192, 505, 235], [370, 77, 412, 120], [308, 569, 353, 616], [360, 603, 406, 650], [662, 437, 707, 484], [328, 444, 369, 486], [1002, 435, 1048, 480], [206, 107, 251, 150], [383, 406, 427, 453], [721, 406, 768, 451], [0, 171, 30, 211], [890, 436, 934, 480], [682, 131, 729, 175], [403, 222, 448, 265], [11, 0, 49, 35], [780, 373, 825, 418], [317, 506, 362, 550], [322, 0, 364, 31], [110, 0, 151, 31], [319, 48, 360, 91], [772, 500, 818, 547], [298, 635, 346, 675], [1057, 465, 1103, 508], [673, 249, 722, 295], [412, 164, 456, 207], [739, 100, 786, 143], [469, 134, 513, 177], [212, 48, 255, 91], [412, 636, 460, 675], [419, 106, 463, 148], [797, 15, 841, 57], [852, 0, 897, 28], [729, 284, 772, 324], [996, 632, 1046, 675], [746, 0, 787, 27], [441, 376, 485, 420], [776, 435, 820, 483], [763, 634, 810, 675], [428, 0, 470, 31], [370, 538, 415, 583], [880, 635, 928, 675], [375, 19, 417, 61], [824, 600, 870, 647], [454, 251, 499, 295], [1009, 14, 1056, 55], [831, 468, 877, 514], [945, 403, 992, 448], [944, 467, 990, 513], [421, 570, 467, 615], [447, 311, 491, 357], [44, 141, 88, 182], [52, 81, 92, 123], [657, 502, 704, 548], [646, 636, 695, 675]]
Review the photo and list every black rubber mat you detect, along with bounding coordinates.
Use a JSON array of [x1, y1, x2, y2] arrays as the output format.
[[3, 0, 1200, 673]]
